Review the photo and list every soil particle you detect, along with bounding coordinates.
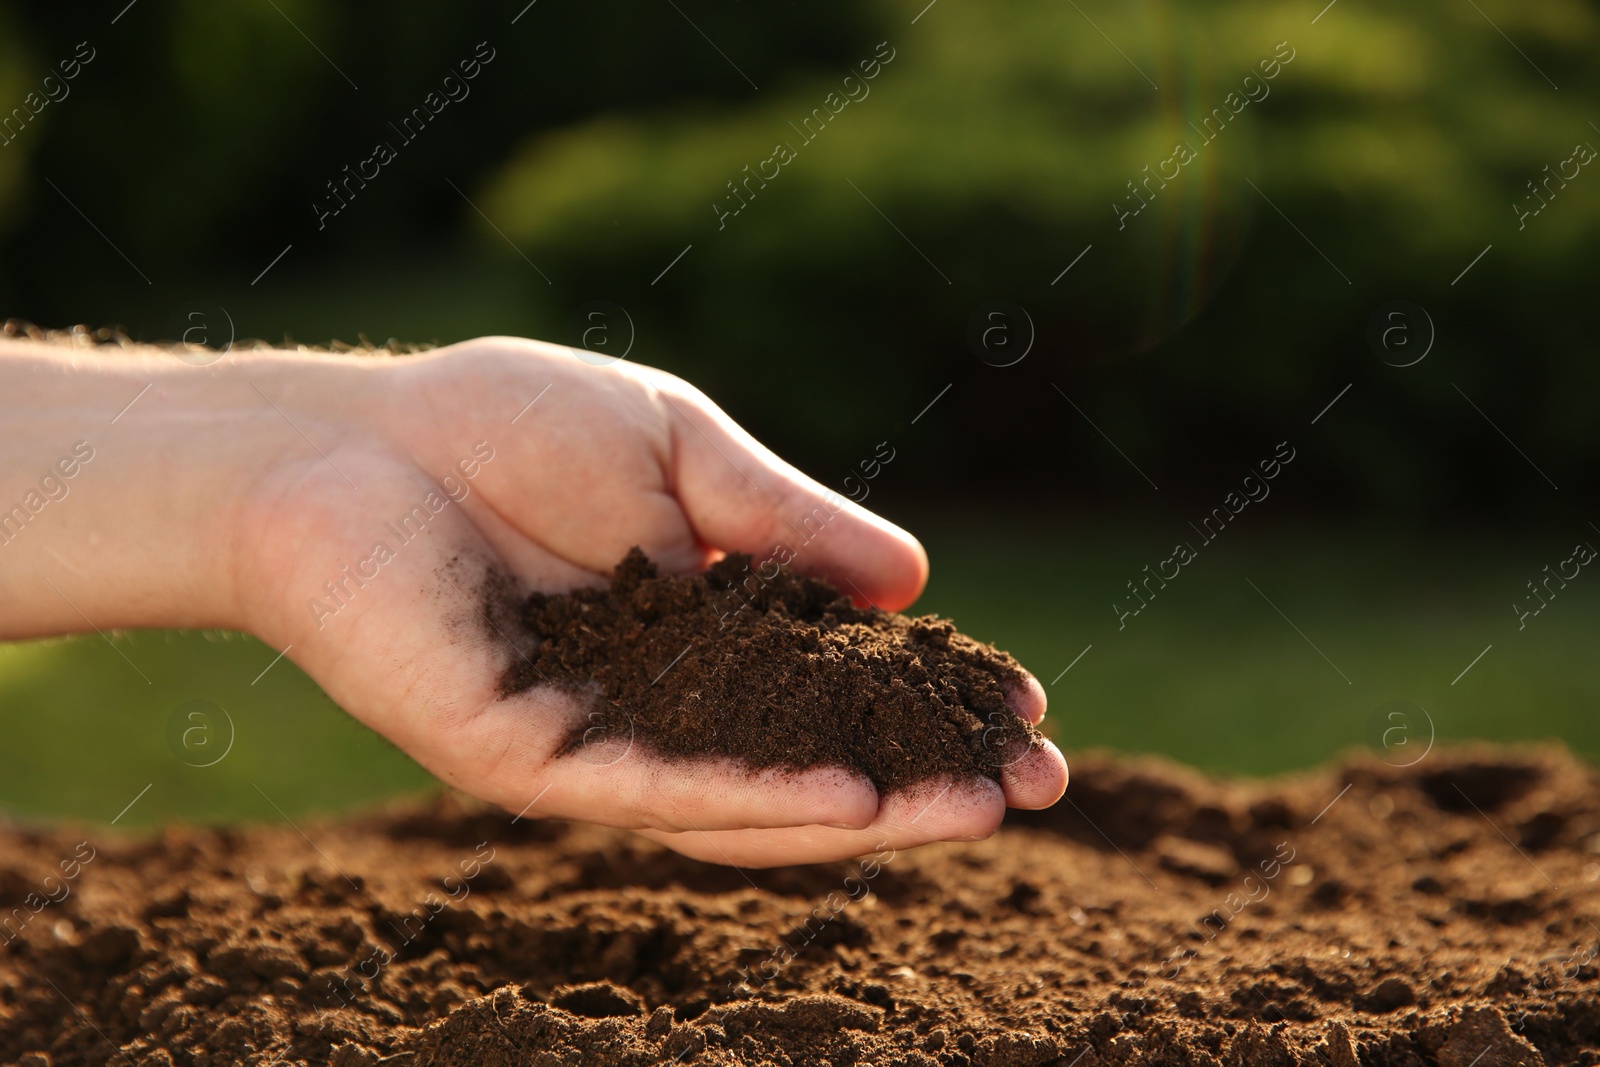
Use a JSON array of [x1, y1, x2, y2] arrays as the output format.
[[497, 548, 1042, 791], [1436, 1006, 1546, 1067], [549, 980, 646, 1018], [1316, 1020, 1361, 1067], [4, 746, 1600, 1065], [1153, 835, 1239, 885]]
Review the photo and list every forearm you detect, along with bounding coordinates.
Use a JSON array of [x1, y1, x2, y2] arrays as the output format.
[[0, 336, 376, 640]]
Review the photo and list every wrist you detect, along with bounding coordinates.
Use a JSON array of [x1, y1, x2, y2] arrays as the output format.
[[0, 336, 382, 640]]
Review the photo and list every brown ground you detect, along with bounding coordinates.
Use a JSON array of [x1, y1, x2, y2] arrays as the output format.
[[4, 746, 1599, 1066]]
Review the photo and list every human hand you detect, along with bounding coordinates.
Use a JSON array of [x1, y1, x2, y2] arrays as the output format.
[[1, 334, 1067, 866]]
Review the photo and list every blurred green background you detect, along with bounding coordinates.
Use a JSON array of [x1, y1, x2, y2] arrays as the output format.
[[0, 0, 1596, 826]]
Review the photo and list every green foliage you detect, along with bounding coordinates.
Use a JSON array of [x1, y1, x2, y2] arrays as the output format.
[[0, 1, 1592, 510], [476, 0, 1599, 497]]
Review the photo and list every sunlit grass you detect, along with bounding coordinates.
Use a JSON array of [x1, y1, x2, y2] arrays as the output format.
[[916, 518, 1600, 775]]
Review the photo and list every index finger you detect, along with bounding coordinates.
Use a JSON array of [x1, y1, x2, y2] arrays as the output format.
[[649, 376, 928, 611]]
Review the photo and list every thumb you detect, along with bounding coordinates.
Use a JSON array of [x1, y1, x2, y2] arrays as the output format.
[[652, 378, 928, 611]]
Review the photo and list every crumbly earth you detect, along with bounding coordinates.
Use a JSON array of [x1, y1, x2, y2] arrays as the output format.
[[3, 746, 1598, 1066], [497, 549, 1043, 791]]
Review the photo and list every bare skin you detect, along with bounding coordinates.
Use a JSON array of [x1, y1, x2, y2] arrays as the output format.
[[0, 333, 1067, 867]]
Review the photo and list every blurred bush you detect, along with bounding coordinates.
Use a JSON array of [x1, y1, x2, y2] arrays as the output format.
[[0, 0, 1594, 515]]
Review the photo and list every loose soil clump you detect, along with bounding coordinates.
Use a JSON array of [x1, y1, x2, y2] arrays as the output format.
[[497, 549, 1042, 790], [4, 746, 1599, 1065]]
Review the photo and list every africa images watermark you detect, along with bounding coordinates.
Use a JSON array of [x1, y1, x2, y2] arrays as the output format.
[[321, 841, 497, 1007], [1512, 537, 1595, 630], [841, 440, 896, 505], [1157, 840, 1298, 979], [307, 442, 496, 629], [1114, 440, 1296, 629], [1, 841, 98, 947], [1513, 136, 1595, 230], [712, 440, 895, 630], [1114, 40, 1296, 230], [714, 41, 897, 230], [728, 840, 898, 996], [0, 440, 97, 549], [0, 41, 97, 149]]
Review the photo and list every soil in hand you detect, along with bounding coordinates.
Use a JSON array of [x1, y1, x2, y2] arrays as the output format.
[[496, 549, 1043, 791], [4, 747, 1599, 1065]]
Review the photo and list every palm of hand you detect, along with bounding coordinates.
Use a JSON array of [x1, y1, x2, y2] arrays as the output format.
[[234, 338, 1065, 866]]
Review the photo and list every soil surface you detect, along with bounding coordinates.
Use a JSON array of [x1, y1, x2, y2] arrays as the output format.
[[497, 549, 1041, 791], [4, 746, 1599, 1066]]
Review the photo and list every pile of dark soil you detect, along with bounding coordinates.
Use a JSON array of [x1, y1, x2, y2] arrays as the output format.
[[497, 549, 1042, 790], [4, 746, 1599, 1066]]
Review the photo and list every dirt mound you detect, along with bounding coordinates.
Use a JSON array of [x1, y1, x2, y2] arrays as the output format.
[[4, 746, 1600, 1066], [497, 548, 1041, 791]]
